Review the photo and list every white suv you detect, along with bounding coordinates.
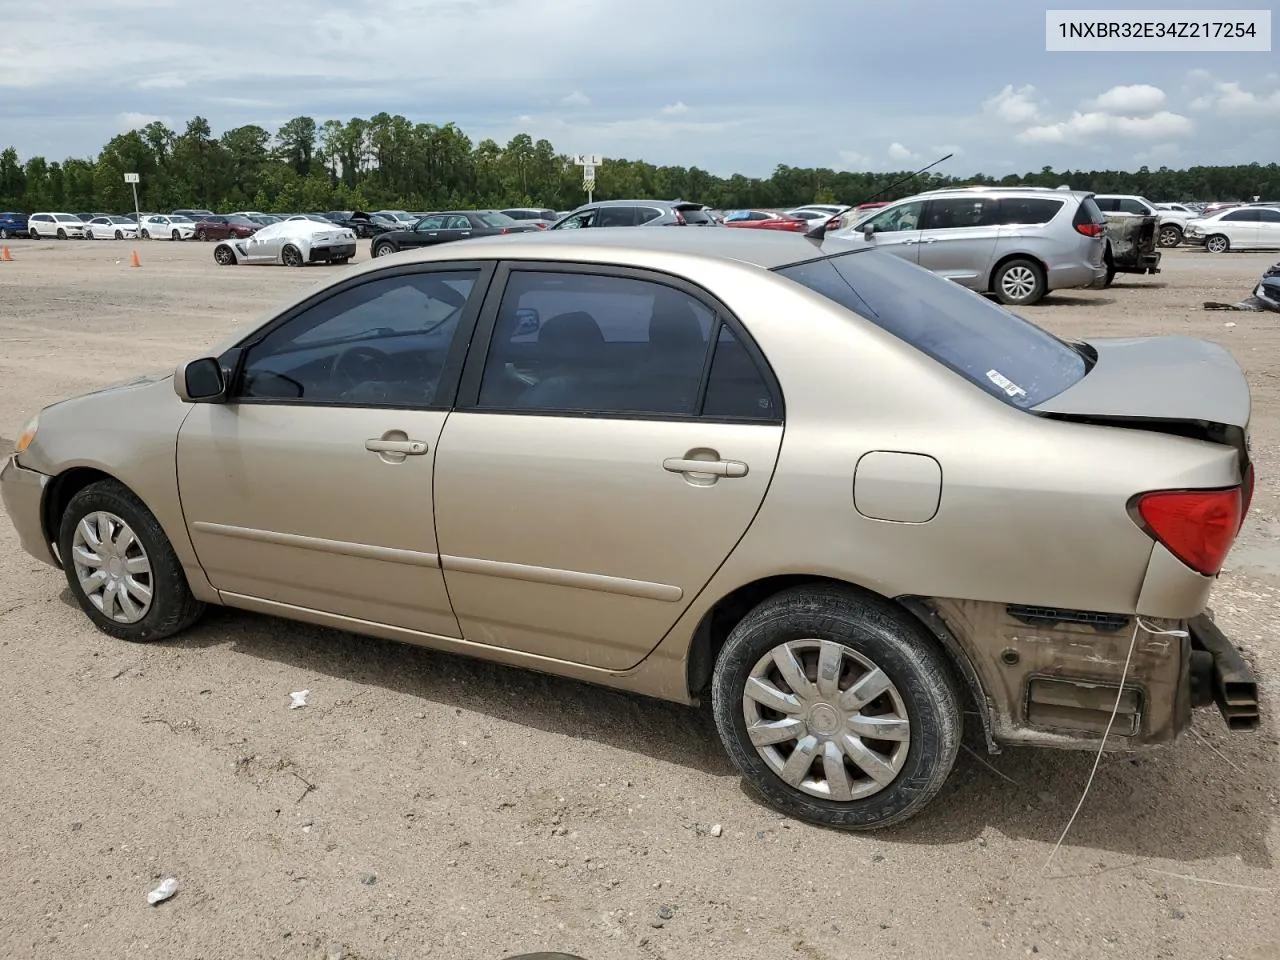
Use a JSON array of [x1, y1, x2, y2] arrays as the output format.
[[1093, 195, 1194, 248], [27, 213, 88, 240], [830, 186, 1108, 306]]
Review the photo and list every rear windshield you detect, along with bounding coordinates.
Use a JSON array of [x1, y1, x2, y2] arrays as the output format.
[[775, 250, 1088, 408], [480, 212, 516, 227], [677, 206, 714, 224]]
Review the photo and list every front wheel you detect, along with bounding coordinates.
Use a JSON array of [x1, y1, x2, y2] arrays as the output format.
[[58, 480, 205, 642], [57, 228, 67, 240], [372, 242, 396, 258], [1205, 234, 1230, 254], [141, 229, 151, 240], [711, 585, 962, 830], [171, 229, 180, 241], [992, 258, 1047, 306], [0, 228, 8, 240], [281, 244, 304, 267], [114, 230, 123, 240], [213, 244, 235, 265], [195, 229, 206, 242]]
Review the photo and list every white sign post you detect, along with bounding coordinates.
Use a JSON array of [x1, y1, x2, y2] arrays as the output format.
[[123, 173, 141, 233], [573, 154, 601, 204]]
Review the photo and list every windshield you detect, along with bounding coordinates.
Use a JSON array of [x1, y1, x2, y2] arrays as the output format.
[[109, 216, 133, 224], [55, 214, 81, 222], [479, 212, 516, 227], [775, 250, 1088, 409], [170, 215, 194, 223]]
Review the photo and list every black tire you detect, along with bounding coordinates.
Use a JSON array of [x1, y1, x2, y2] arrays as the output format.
[[1205, 234, 1230, 255], [0, 228, 9, 240], [195, 229, 206, 242], [58, 479, 205, 642], [372, 241, 396, 258], [213, 244, 235, 265], [711, 585, 962, 830], [1157, 224, 1182, 248], [991, 257, 1047, 306], [141, 229, 151, 240], [114, 230, 123, 240], [57, 228, 67, 240], [332, 256, 350, 265], [282, 244, 304, 267], [171, 229, 180, 241], [28, 228, 39, 240]]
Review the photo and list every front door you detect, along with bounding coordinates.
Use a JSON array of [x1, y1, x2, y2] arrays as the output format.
[[916, 196, 1000, 288], [177, 263, 492, 637], [433, 264, 784, 670], [404, 216, 447, 249], [1218, 209, 1259, 248], [855, 200, 924, 264], [1256, 208, 1280, 249]]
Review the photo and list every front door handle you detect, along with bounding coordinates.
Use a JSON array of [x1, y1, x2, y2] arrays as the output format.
[[921, 237, 937, 243], [663, 457, 748, 478], [365, 438, 428, 455], [901, 238, 918, 245]]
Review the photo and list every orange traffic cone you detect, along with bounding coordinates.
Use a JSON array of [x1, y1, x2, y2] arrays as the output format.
[[130, 250, 141, 268], [0, 246, 11, 261]]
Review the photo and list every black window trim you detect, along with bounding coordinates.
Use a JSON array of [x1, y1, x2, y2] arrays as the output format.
[[216, 259, 498, 412], [453, 260, 785, 425]]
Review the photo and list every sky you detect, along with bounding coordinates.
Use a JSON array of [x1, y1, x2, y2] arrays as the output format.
[[0, 0, 1276, 178]]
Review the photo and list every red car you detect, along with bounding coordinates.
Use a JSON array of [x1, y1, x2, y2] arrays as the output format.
[[721, 209, 810, 232], [192, 215, 260, 241]]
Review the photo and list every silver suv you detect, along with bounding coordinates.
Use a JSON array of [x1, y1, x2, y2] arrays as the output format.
[[551, 199, 719, 229], [832, 186, 1108, 306]]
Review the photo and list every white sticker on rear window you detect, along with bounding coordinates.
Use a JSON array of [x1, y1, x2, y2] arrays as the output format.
[[986, 369, 1027, 398]]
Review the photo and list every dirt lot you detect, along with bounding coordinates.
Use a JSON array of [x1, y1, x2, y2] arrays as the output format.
[[0, 238, 1277, 960]]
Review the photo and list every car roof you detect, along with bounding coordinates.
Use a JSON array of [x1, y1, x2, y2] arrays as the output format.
[[349, 226, 851, 275], [914, 185, 1092, 201]]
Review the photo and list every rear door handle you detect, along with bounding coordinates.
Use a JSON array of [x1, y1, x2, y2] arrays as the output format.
[[365, 438, 428, 455], [921, 237, 937, 243], [901, 238, 918, 245], [663, 457, 748, 478]]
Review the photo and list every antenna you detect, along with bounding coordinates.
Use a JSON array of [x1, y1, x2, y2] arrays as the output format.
[[806, 151, 955, 240]]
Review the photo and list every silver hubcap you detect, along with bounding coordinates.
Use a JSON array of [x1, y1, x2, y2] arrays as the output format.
[[742, 639, 911, 802], [375, 246, 391, 256], [1159, 228, 1178, 245], [1207, 237, 1226, 253], [71, 511, 153, 624], [1001, 265, 1037, 300]]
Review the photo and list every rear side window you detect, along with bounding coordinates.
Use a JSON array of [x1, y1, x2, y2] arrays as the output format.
[[596, 206, 638, 227], [1223, 209, 1260, 222], [1073, 197, 1105, 228], [998, 198, 1065, 225], [479, 213, 515, 227], [775, 251, 1087, 409], [635, 207, 663, 224], [677, 206, 714, 224], [920, 198, 998, 230]]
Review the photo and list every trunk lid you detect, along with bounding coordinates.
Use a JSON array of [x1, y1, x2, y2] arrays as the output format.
[[1034, 335, 1251, 458]]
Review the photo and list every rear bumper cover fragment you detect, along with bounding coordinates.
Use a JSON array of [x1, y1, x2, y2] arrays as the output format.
[[1188, 613, 1260, 731]]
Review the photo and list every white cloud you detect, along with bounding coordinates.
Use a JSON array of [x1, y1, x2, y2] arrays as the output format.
[[1087, 83, 1165, 115], [1134, 142, 1183, 166], [931, 144, 964, 157], [559, 91, 591, 107], [887, 142, 916, 161], [117, 111, 165, 131], [1187, 78, 1280, 116], [1017, 110, 1192, 143], [982, 84, 1043, 124], [661, 101, 689, 115], [517, 114, 533, 123], [137, 74, 186, 89]]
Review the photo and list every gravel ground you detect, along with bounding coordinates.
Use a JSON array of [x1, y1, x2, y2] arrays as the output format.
[[0, 238, 1277, 960]]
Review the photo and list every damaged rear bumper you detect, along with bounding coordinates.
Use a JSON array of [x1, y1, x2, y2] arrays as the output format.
[[1188, 613, 1260, 731]]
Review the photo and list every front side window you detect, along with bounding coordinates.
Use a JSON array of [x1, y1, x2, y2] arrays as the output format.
[[1223, 209, 1259, 222], [416, 216, 446, 231], [1117, 198, 1148, 215], [236, 270, 479, 408], [554, 210, 596, 229], [776, 250, 1087, 409], [475, 271, 779, 420], [997, 197, 1064, 226], [920, 198, 995, 230], [864, 201, 923, 233]]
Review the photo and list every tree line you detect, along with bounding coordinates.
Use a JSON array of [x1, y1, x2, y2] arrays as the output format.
[[1, 114, 1277, 215]]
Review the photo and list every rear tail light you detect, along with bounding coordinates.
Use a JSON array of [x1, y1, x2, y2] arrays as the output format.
[[1134, 487, 1243, 576], [1075, 222, 1105, 238]]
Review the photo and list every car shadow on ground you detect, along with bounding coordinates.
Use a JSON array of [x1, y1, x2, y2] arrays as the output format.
[[96, 598, 1273, 870], [1027, 294, 1117, 307]]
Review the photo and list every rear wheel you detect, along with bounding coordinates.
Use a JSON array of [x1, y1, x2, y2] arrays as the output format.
[[1157, 224, 1183, 247], [711, 585, 962, 830], [58, 480, 205, 642], [992, 258, 1046, 306], [332, 256, 350, 265], [1205, 234, 1230, 254], [282, 244, 304, 267]]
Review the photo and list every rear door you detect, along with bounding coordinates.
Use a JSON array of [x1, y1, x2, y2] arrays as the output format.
[[916, 196, 1000, 288], [432, 263, 785, 669]]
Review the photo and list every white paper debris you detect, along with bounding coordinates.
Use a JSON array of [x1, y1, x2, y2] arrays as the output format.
[[147, 877, 179, 905], [985, 368, 1027, 398], [289, 690, 310, 709], [1225, 321, 1237, 328]]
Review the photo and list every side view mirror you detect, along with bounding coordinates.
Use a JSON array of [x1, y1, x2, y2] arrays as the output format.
[[174, 356, 228, 403], [863, 224, 876, 240]]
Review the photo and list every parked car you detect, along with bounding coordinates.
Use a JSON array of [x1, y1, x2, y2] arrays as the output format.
[[193, 215, 260, 241], [84, 215, 140, 240], [370, 210, 538, 257], [139, 215, 196, 241], [373, 209, 419, 230], [551, 200, 720, 229], [324, 211, 397, 238], [75, 212, 111, 223], [27, 213, 88, 239], [212, 218, 357, 267], [830, 186, 1107, 305], [1, 228, 1257, 830], [1100, 213, 1161, 281], [1185, 207, 1280, 253], [0, 212, 29, 239], [1093, 194, 1194, 248], [722, 209, 810, 232], [172, 209, 216, 220], [501, 208, 558, 229]]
